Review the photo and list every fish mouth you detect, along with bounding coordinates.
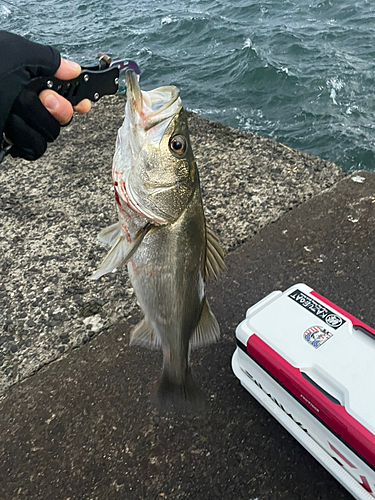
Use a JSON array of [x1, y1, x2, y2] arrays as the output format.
[[125, 69, 182, 131], [125, 69, 143, 113]]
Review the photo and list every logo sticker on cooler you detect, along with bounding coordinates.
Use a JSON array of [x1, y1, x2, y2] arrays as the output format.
[[304, 326, 333, 349], [289, 289, 345, 329], [325, 314, 343, 328]]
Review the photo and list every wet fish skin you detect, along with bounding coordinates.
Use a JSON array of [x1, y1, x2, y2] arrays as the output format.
[[128, 109, 211, 409], [92, 71, 225, 411]]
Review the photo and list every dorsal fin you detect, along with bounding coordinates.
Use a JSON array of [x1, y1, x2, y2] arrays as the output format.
[[205, 225, 226, 280]]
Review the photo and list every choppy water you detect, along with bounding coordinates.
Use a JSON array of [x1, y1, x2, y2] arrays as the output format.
[[2, 0, 375, 171]]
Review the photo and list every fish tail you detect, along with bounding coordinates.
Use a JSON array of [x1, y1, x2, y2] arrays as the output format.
[[154, 368, 204, 413]]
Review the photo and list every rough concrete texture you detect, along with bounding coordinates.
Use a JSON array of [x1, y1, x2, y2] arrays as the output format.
[[0, 96, 343, 396], [2, 171, 374, 500]]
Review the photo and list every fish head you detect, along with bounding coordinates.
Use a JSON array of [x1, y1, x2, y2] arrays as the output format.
[[114, 69, 198, 225]]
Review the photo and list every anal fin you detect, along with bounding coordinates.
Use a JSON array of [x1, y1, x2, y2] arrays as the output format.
[[190, 298, 220, 348]]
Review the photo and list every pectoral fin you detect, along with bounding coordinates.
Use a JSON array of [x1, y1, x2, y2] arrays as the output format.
[[190, 298, 220, 348], [90, 223, 153, 280], [205, 226, 226, 280], [97, 222, 121, 247], [130, 318, 161, 349]]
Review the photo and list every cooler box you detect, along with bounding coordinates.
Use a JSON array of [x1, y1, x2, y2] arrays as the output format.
[[232, 283, 375, 500]]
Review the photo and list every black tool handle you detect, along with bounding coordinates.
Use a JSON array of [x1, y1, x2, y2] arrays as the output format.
[[26, 66, 120, 106]]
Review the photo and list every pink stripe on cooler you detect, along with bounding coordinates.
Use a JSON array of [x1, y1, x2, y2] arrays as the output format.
[[246, 334, 375, 469]]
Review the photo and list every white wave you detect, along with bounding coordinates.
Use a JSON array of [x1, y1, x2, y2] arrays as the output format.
[[161, 16, 172, 25], [188, 106, 238, 116], [0, 5, 11, 17], [330, 88, 337, 105], [327, 77, 344, 91], [136, 46, 153, 56], [242, 37, 252, 49], [326, 77, 344, 105], [236, 109, 278, 134], [346, 104, 359, 115]]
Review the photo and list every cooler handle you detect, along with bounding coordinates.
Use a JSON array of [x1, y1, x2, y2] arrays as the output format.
[[353, 324, 375, 340], [300, 372, 343, 406]]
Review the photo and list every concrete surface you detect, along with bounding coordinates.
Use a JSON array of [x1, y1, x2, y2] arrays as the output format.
[[1, 171, 375, 499], [0, 96, 343, 396]]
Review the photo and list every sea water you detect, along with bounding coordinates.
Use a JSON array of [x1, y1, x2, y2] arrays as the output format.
[[2, 0, 375, 171]]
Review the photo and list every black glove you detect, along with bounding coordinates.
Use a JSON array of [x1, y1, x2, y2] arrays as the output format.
[[0, 31, 61, 161]]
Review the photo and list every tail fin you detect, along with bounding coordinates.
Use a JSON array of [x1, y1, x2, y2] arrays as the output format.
[[153, 368, 205, 414]]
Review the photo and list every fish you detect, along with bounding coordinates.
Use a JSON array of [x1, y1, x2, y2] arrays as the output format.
[[91, 69, 225, 411]]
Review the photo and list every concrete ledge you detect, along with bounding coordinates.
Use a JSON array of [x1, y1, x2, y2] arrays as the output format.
[[2, 171, 373, 499], [0, 96, 343, 397]]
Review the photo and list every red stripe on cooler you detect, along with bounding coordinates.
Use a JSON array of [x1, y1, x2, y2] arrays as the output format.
[[246, 334, 375, 469]]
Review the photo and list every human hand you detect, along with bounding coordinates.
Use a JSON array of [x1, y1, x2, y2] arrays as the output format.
[[0, 30, 92, 161]]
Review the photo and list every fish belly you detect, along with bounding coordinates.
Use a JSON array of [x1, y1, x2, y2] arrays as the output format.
[[128, 191, 206, 370]]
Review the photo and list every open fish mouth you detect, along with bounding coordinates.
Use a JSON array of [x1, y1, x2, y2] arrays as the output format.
[[125, 69, 182, 131]]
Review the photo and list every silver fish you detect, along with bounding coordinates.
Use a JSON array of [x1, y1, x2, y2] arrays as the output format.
[[91, 70, 225, 410]]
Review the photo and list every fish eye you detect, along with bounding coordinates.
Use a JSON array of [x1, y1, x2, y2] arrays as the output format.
[[169, 135, 186, 156]]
